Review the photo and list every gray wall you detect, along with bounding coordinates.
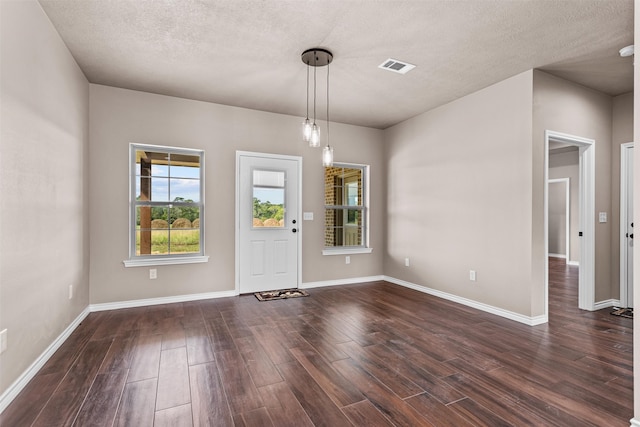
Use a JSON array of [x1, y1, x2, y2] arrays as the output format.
[[384, 71, 536, 317], [547, 180, 567, 256], [0, 1, 90, 394], [89, 85, 385, 304]]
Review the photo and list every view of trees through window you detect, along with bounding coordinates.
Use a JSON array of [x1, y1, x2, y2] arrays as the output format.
[[252, 170, 285, 228], [253, 197, 284, 227], [133, 146, 203, 256]]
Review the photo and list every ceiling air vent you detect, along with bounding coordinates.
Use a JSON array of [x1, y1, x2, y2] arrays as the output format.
[[378, 58, 415, 74]]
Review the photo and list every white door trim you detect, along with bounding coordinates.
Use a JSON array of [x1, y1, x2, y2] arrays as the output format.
[[544, 130, 595, 315], [620, 142, 634, 307], [548, 178, 570, 260], [235, 151, 303, 295]]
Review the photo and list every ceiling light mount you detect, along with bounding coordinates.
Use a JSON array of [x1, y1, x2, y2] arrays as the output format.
[[301, 48, 333, 67]]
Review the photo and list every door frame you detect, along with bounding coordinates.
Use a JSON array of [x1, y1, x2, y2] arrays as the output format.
[[544, 130, 595, 315], [235, 151, 303, 295], [620, 142, 634, 307], [548, 178, 570, 261]]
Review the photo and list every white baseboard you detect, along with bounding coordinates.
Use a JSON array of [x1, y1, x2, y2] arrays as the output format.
[[90, 290, 238, 312], [0, 307, 90, 414], [549, 253, 567, 259], [593, 299, 621, 311], [300, 275, 385, 289], [567, 260, 580, 266], [630, 417, 640, 427], [383, 276, 548, 326]]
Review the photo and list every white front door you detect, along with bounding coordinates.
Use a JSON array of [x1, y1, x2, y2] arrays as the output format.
[[237, 152, 301, 294]]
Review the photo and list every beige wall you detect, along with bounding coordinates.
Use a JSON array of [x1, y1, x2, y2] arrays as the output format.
[[0, 1, 90, 395], [384, 71, 536, 317], [548, 149, 580, 263], [547, 180, 567, 255], [533, 70, 614, 304], [89, 85, 384, 304]]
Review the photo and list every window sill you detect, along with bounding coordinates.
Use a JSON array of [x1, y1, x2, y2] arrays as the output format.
[[123, 256, 209, 268], [322, 248, 373, 256]]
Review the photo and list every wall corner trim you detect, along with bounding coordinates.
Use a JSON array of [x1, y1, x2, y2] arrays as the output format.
[[383, 276, 548, 326], [0, 307, 91, 414]]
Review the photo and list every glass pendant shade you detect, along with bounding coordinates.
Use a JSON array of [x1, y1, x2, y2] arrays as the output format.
[[302, 118, 312, 143], [322, 145, 334, 166], [310, 123, 321, 148]]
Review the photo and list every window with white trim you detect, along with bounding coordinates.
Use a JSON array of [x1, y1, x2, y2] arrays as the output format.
[[125, 144, 207, 266], [323, 163, 371, 254]]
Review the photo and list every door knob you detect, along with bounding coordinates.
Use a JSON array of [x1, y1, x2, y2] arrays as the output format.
[[292, 228, 297, 233]]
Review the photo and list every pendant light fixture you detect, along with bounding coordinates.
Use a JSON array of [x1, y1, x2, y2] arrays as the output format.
[[302, 64, 312, 143], [301, 48, 334, 161], [322, 60, 334, 166], [310, 63, 320, 147]]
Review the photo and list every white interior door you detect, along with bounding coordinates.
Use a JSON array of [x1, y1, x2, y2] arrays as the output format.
[[622, 144, 634, 308], [237, 153, 300, 294]]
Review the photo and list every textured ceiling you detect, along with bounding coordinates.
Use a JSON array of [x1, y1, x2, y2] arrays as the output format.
[[38, 0, 634, 129]]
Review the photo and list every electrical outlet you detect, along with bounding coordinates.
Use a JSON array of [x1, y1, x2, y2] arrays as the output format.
[[345, 256, 351, 265], [0, 329, 7, 354], [68, 285, 73, 300], [469, 270, 477, 281], [405, 258, 410, 267], [150, 268, 157, 279]]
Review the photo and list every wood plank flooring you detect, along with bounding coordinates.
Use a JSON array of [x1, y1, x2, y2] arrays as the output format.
[[1, 257, 633, 426]]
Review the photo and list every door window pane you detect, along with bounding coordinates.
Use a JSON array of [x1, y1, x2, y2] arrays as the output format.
[[253, 170, 285, 228]]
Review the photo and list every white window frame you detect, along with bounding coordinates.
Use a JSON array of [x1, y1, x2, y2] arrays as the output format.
[[123, 143, 209, 267], [322, 162, 373, 256]]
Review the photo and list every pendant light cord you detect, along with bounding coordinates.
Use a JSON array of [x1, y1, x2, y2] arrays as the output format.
[[305, 61, 309, 119], [326, 61, 330, 145], [313, 57, 317, 125]]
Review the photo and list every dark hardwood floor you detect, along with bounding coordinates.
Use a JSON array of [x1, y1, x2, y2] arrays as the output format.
[[2, 257, 633, 426]]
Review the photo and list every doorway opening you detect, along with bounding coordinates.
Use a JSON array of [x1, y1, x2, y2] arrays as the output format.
[[544, 130, 595, 320]]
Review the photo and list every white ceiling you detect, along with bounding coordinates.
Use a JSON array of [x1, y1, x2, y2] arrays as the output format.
[[38, 0, 634, 130]]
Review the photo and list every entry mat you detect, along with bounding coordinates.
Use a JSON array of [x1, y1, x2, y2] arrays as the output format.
[[611, 307, 633, 319], [254, 288, 309, 301]]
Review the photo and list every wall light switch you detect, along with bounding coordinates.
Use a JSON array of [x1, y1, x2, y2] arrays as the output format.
[[599, 212, 607, 223], [405, 258, 410, 267], [469, 270, 477, 281], [345, 256, 351, 265], [150, 268, 157, 279], [303, 212, 314, 221]]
